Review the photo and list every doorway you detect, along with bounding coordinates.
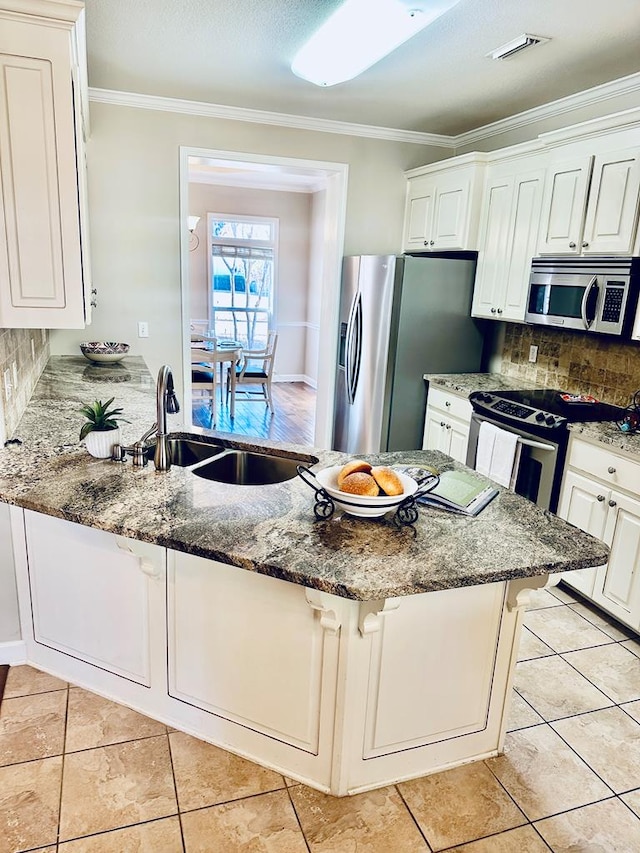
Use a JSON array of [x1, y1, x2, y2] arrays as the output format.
[[179, 147, 348, 449]]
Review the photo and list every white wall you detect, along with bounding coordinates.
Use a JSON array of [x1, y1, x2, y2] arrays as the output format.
[[187, 182, 312, 381], [50, 102, 449, 397]]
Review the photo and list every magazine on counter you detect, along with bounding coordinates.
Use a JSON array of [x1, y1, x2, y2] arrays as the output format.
[[416, 469, 499, 516]]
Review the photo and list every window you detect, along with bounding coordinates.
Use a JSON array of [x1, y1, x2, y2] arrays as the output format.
[[208, 214, 277, 349]]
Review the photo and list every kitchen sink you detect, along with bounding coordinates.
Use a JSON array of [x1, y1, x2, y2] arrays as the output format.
[[145, 437, 225, 467], [192, 449, 309, 485]]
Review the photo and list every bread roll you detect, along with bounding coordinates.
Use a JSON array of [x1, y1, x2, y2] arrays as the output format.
[[337, 459, 372, 487], [371, 466, 404, 496], [340, 472, 380, 497]]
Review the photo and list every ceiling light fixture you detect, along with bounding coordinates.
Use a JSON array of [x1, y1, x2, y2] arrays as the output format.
[[291, 0, 462, 87], [487, 33, 549, 61]]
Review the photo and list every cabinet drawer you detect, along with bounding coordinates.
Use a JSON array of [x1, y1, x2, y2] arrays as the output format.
[[427, 387, 472, 423], [568, 439, 640, 495]]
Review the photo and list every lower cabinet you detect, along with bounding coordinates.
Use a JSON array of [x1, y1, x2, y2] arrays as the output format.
[[558, 439, 640, 630], [423, 386, 472, 463]]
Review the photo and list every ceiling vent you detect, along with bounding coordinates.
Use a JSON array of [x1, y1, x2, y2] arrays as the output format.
[[487, 33, 550, 61]]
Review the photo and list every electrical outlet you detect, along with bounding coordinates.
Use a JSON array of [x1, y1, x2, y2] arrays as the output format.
[[138, 321, 149, 338], [3, 368, 12, 401], [529, 345, 538, 363]]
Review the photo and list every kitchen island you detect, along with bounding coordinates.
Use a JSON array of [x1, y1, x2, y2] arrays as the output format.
[[0, 357, 610, 795]]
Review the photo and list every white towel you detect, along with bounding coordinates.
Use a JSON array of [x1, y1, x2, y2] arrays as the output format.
[[475, 422, 520, 488]]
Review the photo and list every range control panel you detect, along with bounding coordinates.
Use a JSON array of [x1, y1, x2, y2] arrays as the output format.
[[469, 391, 567, 431]]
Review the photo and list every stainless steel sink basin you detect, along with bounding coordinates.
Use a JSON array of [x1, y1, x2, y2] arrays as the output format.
[[192, 450, 308, 485], [146, 437, 224, 467]]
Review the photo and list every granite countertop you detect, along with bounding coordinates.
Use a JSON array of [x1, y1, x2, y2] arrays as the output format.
[[0, 356, 609, 601]]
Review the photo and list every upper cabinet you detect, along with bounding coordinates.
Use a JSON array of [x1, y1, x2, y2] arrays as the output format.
[[472, 155, 545, 323], [537, 147, 640, 256], [0, 0, 91, 328], [402, 155, 485, 253]]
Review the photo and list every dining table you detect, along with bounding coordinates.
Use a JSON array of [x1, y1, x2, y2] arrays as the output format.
[[191, 336, 243, 420]]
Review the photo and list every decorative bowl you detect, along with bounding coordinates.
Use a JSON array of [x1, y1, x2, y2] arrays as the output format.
[[314, 465, 418, 518], [80, 342, 130, 364]]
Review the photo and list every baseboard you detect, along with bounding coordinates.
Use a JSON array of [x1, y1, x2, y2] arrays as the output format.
[[274, 374, 317, 388], [0, 640, 27, 665]]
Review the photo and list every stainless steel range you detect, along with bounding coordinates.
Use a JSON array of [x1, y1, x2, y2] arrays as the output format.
[[466, 389, 625, 512]]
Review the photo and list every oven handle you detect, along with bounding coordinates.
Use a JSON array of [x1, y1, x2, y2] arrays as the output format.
[[580, 275, 599, 329], [518, 436, 556, 452]]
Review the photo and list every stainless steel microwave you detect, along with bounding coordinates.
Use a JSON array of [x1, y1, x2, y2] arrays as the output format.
[[526, 256, 640, 337]]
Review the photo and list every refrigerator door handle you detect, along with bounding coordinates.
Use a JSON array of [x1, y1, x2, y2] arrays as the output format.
[[345, 291, 358, 404], [348, 292, 363, 404]]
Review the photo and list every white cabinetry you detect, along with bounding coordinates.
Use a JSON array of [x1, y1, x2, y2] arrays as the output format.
[[538, 148, 640, 256], [21, 510, 164, 685], [472, 157, 545, 322], [403, 156, 485, 253], [423, 386, 472, 463], [558, 438, 640, 630], [0, 0, 91, 328]]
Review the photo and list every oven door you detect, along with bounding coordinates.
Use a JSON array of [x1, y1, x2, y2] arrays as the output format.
[[466, 413, 562, 512]]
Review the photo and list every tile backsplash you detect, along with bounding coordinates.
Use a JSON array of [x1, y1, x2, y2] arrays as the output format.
[[0, 328, 49, 438], [499, 324, 640, 408]]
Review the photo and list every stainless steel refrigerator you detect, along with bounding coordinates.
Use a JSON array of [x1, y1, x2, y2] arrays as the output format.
[[333, 254, 485, 453]]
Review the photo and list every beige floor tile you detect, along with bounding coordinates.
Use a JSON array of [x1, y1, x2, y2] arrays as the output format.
[[623, 700, 640, 723], [514, 656, 612, 721], [485, 724, 611, 821], [0, 755, 62, 853], [569, 601, 635, 641], [58, 816, 184, 852], [517, 627, 554, 662], [4, 664, 67, 698], [507, 691, 544, 732], [398, 761, 526, 851], [182, 789, 306, 853], [290, 784, 429, 852], [621, 789, 640, 818], [169, 730, 284, 811], [59, 734, 176, 840], [284, 776, 302, 787], [524, 606, 613, 653], [562, 643, 640, 704], [0, 689, 67, 765], [551, 706, 640, 794], [535, 796, 640, 851], [622, 637, 640, 657], [446, 824, 549, 852], [66, 687, 166, 752], [525, 588, 565, 610]]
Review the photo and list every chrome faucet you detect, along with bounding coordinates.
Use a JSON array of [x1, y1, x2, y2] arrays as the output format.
[[154, 364, 180, 471]]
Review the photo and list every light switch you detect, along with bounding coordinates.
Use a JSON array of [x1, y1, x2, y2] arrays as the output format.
[[138, 321, 149, 338]]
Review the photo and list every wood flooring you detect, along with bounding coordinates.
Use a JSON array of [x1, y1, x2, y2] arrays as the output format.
[[193, 381, 316, 446]]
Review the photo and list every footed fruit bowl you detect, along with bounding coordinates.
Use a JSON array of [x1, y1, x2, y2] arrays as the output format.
[[80, 342, 130, 364], [313, 465, 419, 518]]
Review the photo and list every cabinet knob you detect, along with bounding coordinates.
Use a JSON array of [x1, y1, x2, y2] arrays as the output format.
[[569, 241, 576, 249], [445, 401, 451, 407], [609, 499, 617, 508], [607, 466, 616, 474], [597, 495, 605, 501], [445, 424, 451, 430], [496, 308, 503, 314], [440, 421, 446, 427], [429, 240, 435, 246], [491, 307, 497, 314], [424, 240, 428, 246], [582, 241, 589, 249]]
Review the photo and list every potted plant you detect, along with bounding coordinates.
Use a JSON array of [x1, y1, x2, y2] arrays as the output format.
[[79, 397, 128, 458]]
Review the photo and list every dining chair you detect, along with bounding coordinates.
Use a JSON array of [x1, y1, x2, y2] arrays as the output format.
[[191, 342, 218, 426], [227, 331, 278, 414]]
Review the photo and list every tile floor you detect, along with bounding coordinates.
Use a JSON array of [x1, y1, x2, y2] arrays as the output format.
[[1, 583, 640, 852]]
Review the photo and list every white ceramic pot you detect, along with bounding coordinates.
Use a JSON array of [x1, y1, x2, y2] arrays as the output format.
[[84, 427, 121, 459]]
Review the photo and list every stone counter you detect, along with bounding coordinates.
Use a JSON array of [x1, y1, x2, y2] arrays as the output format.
[[0, 357, 609, 601]]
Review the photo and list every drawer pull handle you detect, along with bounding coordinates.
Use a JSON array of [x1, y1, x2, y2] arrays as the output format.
[[607, 466, 616, 474], [609, 499, 617, 508], [597, 495, 605, 502]]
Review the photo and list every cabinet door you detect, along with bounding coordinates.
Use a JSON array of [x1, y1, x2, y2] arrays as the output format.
[[422, 407, 447, 452], [582, 148, 640, 255], [501, 168, 545, 323], [447, 418, 470, 464], [538, 157, 593, 255], [24, 510, 163, 685], [472, 174, 513, 320], [557, 470, 608, 597], [431, 173, 471, 250], [592, 490, 640, 628], [168, 552, 339, 754], [403, 176, 435, 251]]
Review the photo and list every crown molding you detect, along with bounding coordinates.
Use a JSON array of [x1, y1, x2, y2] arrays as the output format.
[[453, 71, 640, 148], [88, 88, 454, 148], [89, 70, 640, 151]]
